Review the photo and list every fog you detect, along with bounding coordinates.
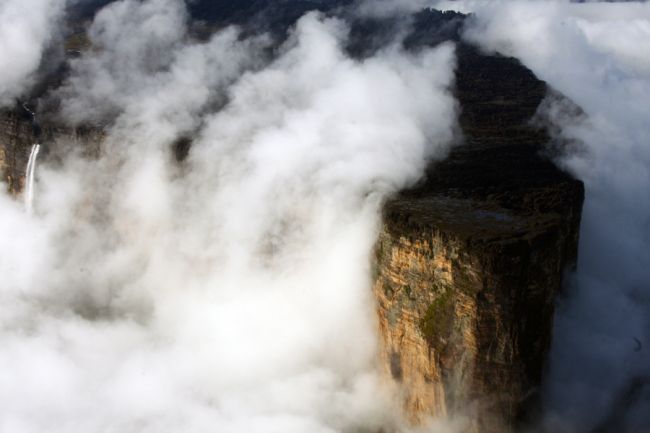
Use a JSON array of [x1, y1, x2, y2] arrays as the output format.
[[0, 0, 66, 106], [4, 0, 648, 431], [455, 1, 650, 431], [0, 0, 458, 432]]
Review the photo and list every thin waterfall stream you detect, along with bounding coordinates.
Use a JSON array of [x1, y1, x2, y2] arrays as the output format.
[[24, 143, 40, 214], [22, 102, 40, 215]]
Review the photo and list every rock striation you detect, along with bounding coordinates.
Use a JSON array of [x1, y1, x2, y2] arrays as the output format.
[[372, 43, 584, 432]]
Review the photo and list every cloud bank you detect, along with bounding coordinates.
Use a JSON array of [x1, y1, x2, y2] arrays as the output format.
[[0, 0, 67, 106], [0, 0, 458, 432], [459, 2, 650, 431]]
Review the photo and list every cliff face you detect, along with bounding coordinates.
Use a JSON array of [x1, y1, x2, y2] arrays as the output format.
[[373, 45, 584, 432], [0, 7, 583, 431], [0, 108, 103, 196], [0, 110, 38, 194]]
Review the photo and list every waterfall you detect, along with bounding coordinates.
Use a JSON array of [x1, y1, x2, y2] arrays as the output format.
[[25, 144, 40, 214], [22, 102, 41, 214]]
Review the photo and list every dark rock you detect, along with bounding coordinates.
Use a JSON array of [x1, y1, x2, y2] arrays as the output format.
[[373, 35, 583, 433]]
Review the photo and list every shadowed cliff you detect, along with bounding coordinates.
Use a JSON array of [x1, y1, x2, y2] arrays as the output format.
[[0, 6, 584, 432], [373, 19, 584, 433]]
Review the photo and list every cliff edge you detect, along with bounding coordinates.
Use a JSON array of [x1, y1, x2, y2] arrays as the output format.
[[0, 7, 584, 432], [373, 43, 584, 432]]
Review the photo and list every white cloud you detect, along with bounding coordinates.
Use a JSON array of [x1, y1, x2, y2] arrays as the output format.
[[463, 2, 650, 431], [0, 1, 458, 432], [0, 0, 66, 106]]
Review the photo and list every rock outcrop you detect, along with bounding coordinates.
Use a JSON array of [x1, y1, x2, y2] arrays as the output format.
[[373, 44, 584, 432]]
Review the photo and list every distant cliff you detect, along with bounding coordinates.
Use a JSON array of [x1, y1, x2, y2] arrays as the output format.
[[0, 107, 103, 195], [373, 44, 583, 432], [0, 109, 34, 194]]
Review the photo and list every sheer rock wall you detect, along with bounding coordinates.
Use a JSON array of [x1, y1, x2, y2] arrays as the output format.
[[372, 45, 584, 432]]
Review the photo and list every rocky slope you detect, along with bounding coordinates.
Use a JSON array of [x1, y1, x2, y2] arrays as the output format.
[[373, 43, 584, 432]]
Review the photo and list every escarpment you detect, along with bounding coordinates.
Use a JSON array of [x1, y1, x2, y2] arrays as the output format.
[[0, 5, 584, 432], [373, 43, 584, 432]]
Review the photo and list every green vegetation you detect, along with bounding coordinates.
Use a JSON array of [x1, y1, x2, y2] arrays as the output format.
[[419, 287, 455, 352]]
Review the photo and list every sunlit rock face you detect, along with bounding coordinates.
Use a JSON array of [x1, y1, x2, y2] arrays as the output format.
[[373, 44, 584, 432]]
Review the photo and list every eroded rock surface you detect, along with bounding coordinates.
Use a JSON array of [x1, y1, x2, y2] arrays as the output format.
[[373, 44, 584, 432]]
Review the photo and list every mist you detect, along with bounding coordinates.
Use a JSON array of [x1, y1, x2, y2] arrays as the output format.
[[452, 1, 650, 431], [5, 0, 648, 431], [0, 0, 458, 432], [0, 0, 66, 106]]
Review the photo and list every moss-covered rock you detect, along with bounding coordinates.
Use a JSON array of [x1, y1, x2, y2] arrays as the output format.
[[419, 288, 454, 353]]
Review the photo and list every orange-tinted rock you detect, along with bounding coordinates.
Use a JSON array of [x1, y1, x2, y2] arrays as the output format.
[[373, 45, 584, 432]]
